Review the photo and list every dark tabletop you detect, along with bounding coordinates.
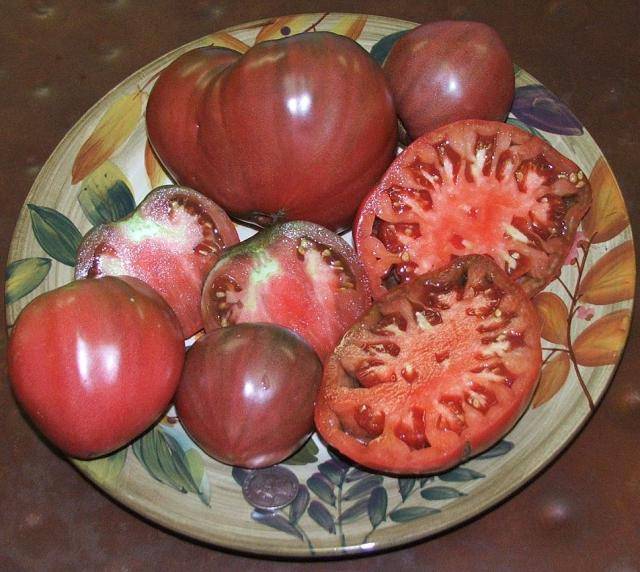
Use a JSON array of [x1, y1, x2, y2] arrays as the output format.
[[1, 2, 638, 571]]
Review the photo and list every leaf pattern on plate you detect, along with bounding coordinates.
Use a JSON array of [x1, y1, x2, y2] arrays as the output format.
[[308, 500, 335, 534], [421, 486, 466, 501], [330, 14, 367, 40], [283, 437, 319, 465], [132, 426, 210, 506], [144, 141, 173, 188], [5, 257, 51, 304], [475, 440, 514, 460], [77, 160, 136, 226], [573, 310, 632, 367], [510, 85, 583, 135], [204, 31, 250, 53], [582, 157, 629, 243], [370, 30, 408, 65], [439, 467, 485, 482], [74, 448, 127, 488], [389, 506, 441, 522], [579, 241, 635, 304], [27, 204, 82, 266], [255, 14, 328, 42], [532, 352, 571, 408], [533, 292, 569, 346], [72, 91, 144, 184]]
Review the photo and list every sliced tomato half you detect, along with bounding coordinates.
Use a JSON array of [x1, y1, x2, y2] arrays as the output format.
[[75, 186, 239, 337], [315, 255, 542, 474], [201, 221, 372, 361], [354, 119, 592, 299]]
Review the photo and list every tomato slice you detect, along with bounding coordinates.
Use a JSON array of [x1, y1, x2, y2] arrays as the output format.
[[75, 186, 239, 337], [201, 221, 372, 362], [314, 255, 542, 474], [354, 119, 592, 299]]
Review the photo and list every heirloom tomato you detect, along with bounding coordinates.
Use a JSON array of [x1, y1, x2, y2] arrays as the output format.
[[146, 32, 397, 231], [202, 221, 371, 361], [75, 186, 238, 337], [354, 120, 592, 299], [7, 276, 184, 459], [175, 323, 322, 468], [315, 255, 542, 474], [383, 21, 514, 139]]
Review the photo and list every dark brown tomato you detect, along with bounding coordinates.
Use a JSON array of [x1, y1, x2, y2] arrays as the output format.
[[147, 32, 398, 231], [75, 186, 239, 337], [201, 221, 372, 362], [354, 120, 592, 299], [175, 323, 322, 468], [315, 255, 542, 474], [383, 21, 514, 140]]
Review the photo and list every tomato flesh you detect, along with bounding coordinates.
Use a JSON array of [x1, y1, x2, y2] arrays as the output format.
[[75, 186, 239, 337], [315, 255, 542, 474], [354, 120, 592, 299], [201, 221, 371, 361]]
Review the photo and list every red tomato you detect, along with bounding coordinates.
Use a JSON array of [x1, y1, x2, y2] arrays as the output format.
[[175, 323, 322, 468], [354, 120, 592, 299], [201, 221, 372, 361], [75, 186, 239, 337], [7, 277, 184, 459], [383, 21, 515, 139], [146, 32, 398, 231], [315, 255, 542, 474]]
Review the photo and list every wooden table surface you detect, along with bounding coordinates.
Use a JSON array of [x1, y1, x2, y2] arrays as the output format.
[[1, 2, 638, 570]]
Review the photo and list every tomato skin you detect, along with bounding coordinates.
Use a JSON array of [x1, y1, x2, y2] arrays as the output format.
[[146, 32, 398, 231], [315, 255, 542, 475], [75, 186, 239, 337], [383, 21, 514, 139], [7, 276, 185, 459], [354, 119, 592, 299], [201, 221, 372, 361], [175, 323, 322, 468]]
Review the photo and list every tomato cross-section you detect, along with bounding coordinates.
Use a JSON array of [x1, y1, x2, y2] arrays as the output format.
[[315, 255, 542, 474], [354, 120, 592, 299]]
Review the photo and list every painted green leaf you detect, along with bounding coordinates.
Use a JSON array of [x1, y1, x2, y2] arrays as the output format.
[[368, 487, 388, 529], [439, 467, 485, 482], [185, 448, 210, 506], [476, 440, 514, 460], [232, 466, 251, 487], [307, 474, 336, 506], [77, 160, 135, 225], [288, 485, 310, 525], [370, 30, 408, 65], [398, 478, 416, 501], [421, 486, 466, 501], [318, 460, 345, 486], [283, 437, 319, 465], [308, 500, 335, 534], [326, 450, 351, 471], [338, 497, 369, 524], [419, 477, 434, 488], [132, 427, 209, 505], [345, 467, 371, 482], [74, 448, 127, 487], [343, 475, 384, 501], [27, 204, 82, 266], [5, 257, 51, 304], [389, 506, 441, 522], [251, 509, 302, 540]]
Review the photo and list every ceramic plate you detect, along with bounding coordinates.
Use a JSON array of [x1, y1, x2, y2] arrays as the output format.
[[5, 13, 635, 557]]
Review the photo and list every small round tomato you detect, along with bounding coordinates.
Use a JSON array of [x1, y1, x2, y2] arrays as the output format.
[[7, 276, 185, 459], [201, 221, 372, 361], [146, 32, 398, 231], [315, 255, 542, 474], [383, 21, 514, 139], [75, 186, 239, 337], [354, 120, 592, 299], [175, 323, 322, 468]]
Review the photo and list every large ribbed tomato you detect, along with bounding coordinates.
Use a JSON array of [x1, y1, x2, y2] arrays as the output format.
[[146, 32, 398, 231], [315, 255, 542, 474]]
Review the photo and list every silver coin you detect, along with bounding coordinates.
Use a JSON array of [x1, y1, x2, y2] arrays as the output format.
[[242, 466, 300, 510]]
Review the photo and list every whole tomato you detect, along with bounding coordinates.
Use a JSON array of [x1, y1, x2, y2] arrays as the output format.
[[383, 21, 514, 140], [146, 32, 398, 231], [7, 276, 184, 459], [175, 323, 322, 468]]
